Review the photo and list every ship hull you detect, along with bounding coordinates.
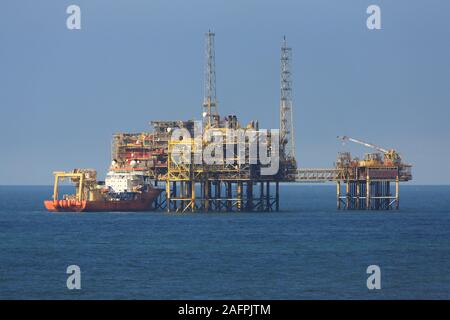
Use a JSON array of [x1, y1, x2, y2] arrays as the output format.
[[44, 188, 163, 213]]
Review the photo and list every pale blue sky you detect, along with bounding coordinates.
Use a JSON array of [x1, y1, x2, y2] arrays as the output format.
[[1, 0, 449, 184]]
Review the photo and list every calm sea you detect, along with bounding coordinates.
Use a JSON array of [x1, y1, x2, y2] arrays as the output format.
[[0, 185, 449, 299]]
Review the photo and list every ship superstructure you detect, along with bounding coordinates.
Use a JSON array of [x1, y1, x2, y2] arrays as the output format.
[[44, 168, 162, 212]]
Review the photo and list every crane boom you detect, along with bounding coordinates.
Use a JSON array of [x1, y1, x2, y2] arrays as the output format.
[[337, 136, 389, 153]]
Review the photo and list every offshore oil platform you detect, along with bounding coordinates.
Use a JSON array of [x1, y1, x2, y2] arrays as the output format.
[[46, 32, 412, 213], [107, 32, 412, 213]]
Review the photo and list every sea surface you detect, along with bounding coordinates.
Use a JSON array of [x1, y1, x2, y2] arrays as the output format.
[[0, 185, 449, 299]]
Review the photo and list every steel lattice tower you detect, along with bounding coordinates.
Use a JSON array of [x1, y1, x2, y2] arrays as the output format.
[[280, 36, 295, 160], [203, 31, 218, 128]]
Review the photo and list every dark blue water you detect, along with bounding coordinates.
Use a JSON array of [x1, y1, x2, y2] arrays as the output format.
[[0, 185, 449, 299]]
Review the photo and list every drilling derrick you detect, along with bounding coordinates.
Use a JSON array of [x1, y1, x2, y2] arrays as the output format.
[[203, 31, 219, 128], [279, 37, 297, 177]]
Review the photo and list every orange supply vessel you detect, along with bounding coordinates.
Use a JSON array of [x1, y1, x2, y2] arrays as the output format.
[[44, 169, 163, 213]]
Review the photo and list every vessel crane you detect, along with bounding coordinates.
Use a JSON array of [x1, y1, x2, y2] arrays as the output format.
[[337, 135, 402, 165]]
